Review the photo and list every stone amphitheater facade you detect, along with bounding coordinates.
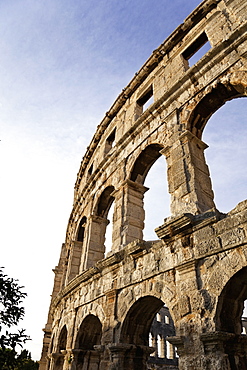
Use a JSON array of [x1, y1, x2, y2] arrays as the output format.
[[39, 0, 247, 369]]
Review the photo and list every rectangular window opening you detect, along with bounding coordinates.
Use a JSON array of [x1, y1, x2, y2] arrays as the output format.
[[135, 86, 153, 120], [164, 315, 170, 324], [105, 128, 116, 155], [182, 32, 211, 67]]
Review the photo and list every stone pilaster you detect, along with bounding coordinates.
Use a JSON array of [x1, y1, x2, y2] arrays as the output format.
[[83, 215, 109, 269], [111, 180, 148, 252], [108, 344, 153, 370], [162, 130, 215, 216], [66, 241, 83, 283], [201, 332, 247, 369]]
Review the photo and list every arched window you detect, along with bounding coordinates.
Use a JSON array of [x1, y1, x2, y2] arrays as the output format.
[[57, 325, 67, 352], [77, 216, 87, 242], [54, 325, 67, 370], [166, 338, 173, 359], [143, 155, 169, 240], [216, 267, 247, 335], [214, 267, 247, 368], [148, 305, 178, 367], [74, 315, 102, 369], [66, 216, 88, 281], [130, 144, 170, 242], [104, 202, 114, 256], [202, 98, 247, 213], [75, 314, 102, 350], [96, 185, 115, 256], [96, 186, 115, 218], [120, 296, 178, 369]]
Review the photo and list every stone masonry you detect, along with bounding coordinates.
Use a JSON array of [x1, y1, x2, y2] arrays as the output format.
[[39, 0, 247, 368]]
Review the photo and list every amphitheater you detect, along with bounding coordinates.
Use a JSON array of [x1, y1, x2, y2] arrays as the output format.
[[40, 0, 247, 368]]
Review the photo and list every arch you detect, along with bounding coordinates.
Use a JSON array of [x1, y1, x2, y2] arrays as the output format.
[[143, 155, 170, 240], [202, 97, 247, 213], [53, 325, 67, 370], [120, 296, 164, 345], [104, 201, 114, 256], [187, 76, 247, 139], [130, 143, 164, 184], [119, 296, 178, 369], [148, 305, 178, 367], [96, 186, 115, 218], [66, 216, 88, 281], [76, 301, 106, 328], [57, 325, 67, 352], [127, 143, 169, 243], [73, 315, 102, 370], [80, 186, 116, 269], [215, 267, 247, 335], [75, 314, 102, 350], [95, 185, 115, 254], [76, 216, 87, 242]]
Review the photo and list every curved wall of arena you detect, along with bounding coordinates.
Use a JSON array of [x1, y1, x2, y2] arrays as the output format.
[[40, 0, 247, 369]]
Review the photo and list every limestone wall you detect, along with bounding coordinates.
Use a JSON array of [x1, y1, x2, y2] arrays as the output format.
[[40, 0, 247, 369]]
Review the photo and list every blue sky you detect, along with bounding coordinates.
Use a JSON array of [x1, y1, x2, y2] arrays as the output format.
[[0, 0, 246, 361]]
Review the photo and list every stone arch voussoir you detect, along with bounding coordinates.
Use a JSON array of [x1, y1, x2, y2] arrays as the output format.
[[128, 142, 165, 184], [72, 301, 105, 346], [205, 246, 247, 319], [117, 277, 176, 326], [184, 70, 247, 139], [94, 185, 115, 218]]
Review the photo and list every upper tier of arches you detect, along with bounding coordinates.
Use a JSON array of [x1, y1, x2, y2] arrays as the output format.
[[58, 0, 247, 286]]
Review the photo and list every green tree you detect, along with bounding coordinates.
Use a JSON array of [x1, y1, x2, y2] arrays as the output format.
[[0, 268, 38, 369]]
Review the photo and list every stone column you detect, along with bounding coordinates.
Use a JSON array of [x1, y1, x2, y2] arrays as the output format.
[[83, 215, 109, 269], [108, 344, 154, 370], [72, 349, 101, 370], [89, 350, 101, 370], [50, 351, 66, 370], [162, 130, 215, 216], [66, 241, 83, 283], [201, 332, 247, 370], [174, 261, 203, 368], [111, 180, 148, 252], [108, 344, 130, 369]]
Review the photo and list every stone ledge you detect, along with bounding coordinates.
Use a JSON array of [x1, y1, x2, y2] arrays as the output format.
[[155, 209, 224, 240]]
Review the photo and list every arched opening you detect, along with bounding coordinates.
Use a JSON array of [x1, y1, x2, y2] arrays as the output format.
[[84, 186, 115, 269], [77, 216, 87, 242], [58, 325, 67, 352], [216, 267, 247, 335], [214, 267, 247, 369], [143, 155, 170, 240], [73, 315, 102, 369], [188, 82, 244, 139], [66, 216, 88, 281], [75, 315, 102, 350], [120, 296, 178, 370], [54, 326, 67, 370], [104, 202, 114, 256], [96, 185, 115, 256], [130, 144, 163, 184], [148, 305, 178, 369], [130, 144, 170, 242], [97, 186, 115, 218], [202, 97, 247, 213]]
